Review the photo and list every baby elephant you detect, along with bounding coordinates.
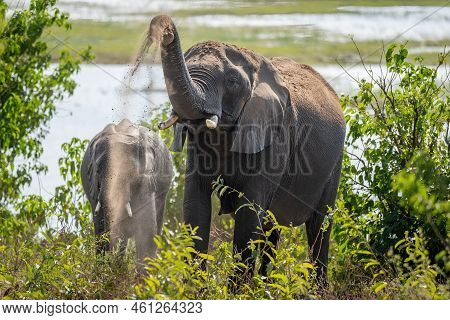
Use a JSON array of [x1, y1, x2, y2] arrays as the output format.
[[81, 119, 173, 262]]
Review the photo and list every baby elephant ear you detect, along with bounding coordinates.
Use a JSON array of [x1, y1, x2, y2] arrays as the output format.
[[231, 60, 289, 154]]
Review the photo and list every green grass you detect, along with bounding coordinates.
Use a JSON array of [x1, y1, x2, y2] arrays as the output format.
[[47, 21, 147, 63], [47, 20, 448, 65]]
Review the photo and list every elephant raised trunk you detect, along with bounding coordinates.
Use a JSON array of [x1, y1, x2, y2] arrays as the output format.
[[148, 15, 214, 122], [141, 14, 346, 287]]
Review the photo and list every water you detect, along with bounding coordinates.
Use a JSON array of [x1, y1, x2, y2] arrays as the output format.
[[6, 0, 230, 21], [28, 62, 383, 197], [185, 6, 450, 42]]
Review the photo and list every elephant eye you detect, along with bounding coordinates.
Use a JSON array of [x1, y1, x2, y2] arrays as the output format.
[[226, 75, 241, 92], [225, 68, 244, 91], [227, 78, 236, 86]]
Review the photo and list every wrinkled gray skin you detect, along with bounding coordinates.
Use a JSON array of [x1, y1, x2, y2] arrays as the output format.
[[150, 15, 345, 286], [81, 119, 173, 262]]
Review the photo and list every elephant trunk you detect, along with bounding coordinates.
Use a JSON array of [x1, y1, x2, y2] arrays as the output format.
[[97, 144, 133, 249], [148, 15, 208, 120]]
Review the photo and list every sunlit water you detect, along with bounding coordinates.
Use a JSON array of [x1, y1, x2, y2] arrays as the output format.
[[185, 6, 450, 42], [6, 0, 230, 20], [28, 63, 387, 197]]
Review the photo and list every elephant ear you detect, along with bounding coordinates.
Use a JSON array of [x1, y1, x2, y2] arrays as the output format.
[[231, 59, 289, 154]]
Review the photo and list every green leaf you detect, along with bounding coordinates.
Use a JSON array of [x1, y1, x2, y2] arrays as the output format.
[[373, 282, 388, 294]]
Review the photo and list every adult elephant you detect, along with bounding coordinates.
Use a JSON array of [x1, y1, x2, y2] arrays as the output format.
[[149, 15, 345, 284], [81, 119, 173, 262]]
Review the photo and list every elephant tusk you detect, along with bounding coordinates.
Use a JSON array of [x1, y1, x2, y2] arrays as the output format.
[[126, 202, 133, 217], [158, 113, 179, 130], [205, 115, 218, 129], [95, 201, 101, 213]]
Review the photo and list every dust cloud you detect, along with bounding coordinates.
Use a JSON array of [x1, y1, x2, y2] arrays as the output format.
[[105, 22, 167, 262], [116, 23, 162, 122]]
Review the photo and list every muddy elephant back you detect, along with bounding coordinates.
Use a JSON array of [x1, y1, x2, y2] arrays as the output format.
[[268, 57, 345, 226], [270, 57, 344, 128]]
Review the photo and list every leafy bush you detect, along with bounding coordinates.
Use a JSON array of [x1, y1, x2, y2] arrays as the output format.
[[339, 44, 449, 264], [135, 179, 313, 300], [330, 200, 448, 299], [328, 44, 449, 299], [0, 0, 91, 205]]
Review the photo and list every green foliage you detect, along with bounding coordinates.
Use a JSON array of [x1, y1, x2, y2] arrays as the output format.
[[0, 0, 92, 205], [392, 154, 450, 267], [329, 44, 449, 299], [135, 191, 313, 300], [135, 222, 314, 300], [340, 43, 449, 262], [387, 231, 447, 299], [52, 138, 91, 234], [329, 200, 449, 299]]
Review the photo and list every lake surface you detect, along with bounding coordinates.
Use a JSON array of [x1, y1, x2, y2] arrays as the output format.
[[185, 6, 450, 42], [28, 62, 383, 197]]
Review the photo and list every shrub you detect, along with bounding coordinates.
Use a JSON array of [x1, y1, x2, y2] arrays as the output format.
[[135, 178, 313, 300], [339, 44, 449, 264], [330, 200, 448, 299], [0, 0, 92, 205], [330, 44, 449, 299]]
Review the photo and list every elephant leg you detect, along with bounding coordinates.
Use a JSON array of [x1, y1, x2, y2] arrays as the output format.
[[154, 191, 167, 235], [183, 171, 212, 254], [305, 168, 340, 285], [230, 185, 270, 291], [305, 211, 332, 285], [259, 228, 280, 278], [229, 203, 261, 291], [93, 211, 108, 254]]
